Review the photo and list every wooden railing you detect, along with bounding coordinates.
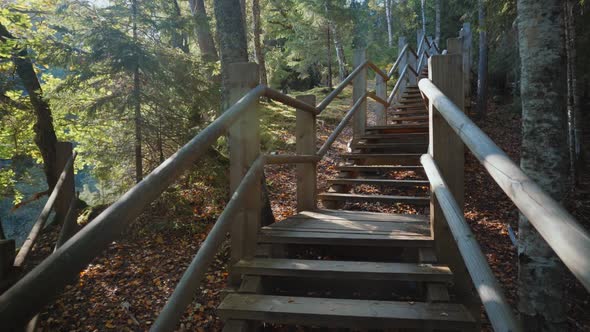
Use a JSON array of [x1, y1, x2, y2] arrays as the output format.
[[0, 36, 440, 329], [419, 34, 590, 331]]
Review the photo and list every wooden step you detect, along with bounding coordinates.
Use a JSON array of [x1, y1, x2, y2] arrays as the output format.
[[233, 258, 452, 282], [293, 209, 428, 222], [336, 165, 425, 172], [360, 133, 428, 140], [396, 103, 427, 110], [318, 193, 429, 205], [340, 153, 421, 164], [218, 294, 476, 330], [367, 124, 429, 130], [388, 115, 428, 122], [351, 143, 427, 152], [327, 178, 429, 187]]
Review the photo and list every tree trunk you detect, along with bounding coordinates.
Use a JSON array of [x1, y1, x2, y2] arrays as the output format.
[[252, 0, 268, 86], [188, 0, 219, 62], [0, 23, 58, 191], [330, 23, 347, 82], [517, 0, 568, 331], [327, 25, 333, 90], [214, 0, 275, 226], [420, 0, 426, 38], [171, 0, 189, 53], [565, 0, 582, 186], [435, 0, 441, 46], [385, 0, 393, 48], [132, 0, 143, 183], [476, 0, 488, 119]]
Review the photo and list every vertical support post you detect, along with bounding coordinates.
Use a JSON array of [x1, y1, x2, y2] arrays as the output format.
[[460, 23, 473, 114], [398, 37, 407, 76], [229, 62, 261, 287], [407, 43, 417, 86], [447, 37, 463, 55], [54, 142, 74, 225], [375, 74, 387, 125], [0, 239, 15, 285], [428, 52, 480, 327], [352, 48, 367, 139], [296, 95, 317, 212], [396, 37, 408, 105]]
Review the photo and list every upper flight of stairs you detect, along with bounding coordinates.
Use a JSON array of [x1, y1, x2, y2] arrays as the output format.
[[217, 81, 478, 330]]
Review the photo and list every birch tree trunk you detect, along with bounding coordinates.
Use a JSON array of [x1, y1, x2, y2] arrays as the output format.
[[330, 23, 348, 82], [188, 0, 219, 61], [385, 0, 393, 48], [327, 25, 333, 90], [517, 0, 568, 330], [252, 0, 268, 86], [132, 0, 143, 183], [476, 0, 488, 119], [435, 0, 440, 46], [0, 23, 59, 191]]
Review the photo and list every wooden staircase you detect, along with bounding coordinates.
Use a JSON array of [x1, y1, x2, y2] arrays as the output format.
[[217, 83, 478, 331]]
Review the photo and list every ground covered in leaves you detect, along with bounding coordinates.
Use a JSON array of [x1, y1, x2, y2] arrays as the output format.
[[24, 92, 590, 331]]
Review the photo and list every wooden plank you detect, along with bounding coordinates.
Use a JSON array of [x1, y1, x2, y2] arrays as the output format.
[[318, 193, 429, 205], [233, 258, 453, 282], [351, 143, 427, 151], [387, 115, 428, 122], [336, 165, 424, 172], [218, 294, 476, 329], [296, 95, 317, 212], [296, 209, 428, 222], [54, 142, 75, 225], [258, 230, 433, 247], [426, 284, 451, 303], [265, 218, 430, 234], [374, 73, 387, 125], [222, 320, 255, 332], [327, 178, 429, 187], [418, 247, 438, 264]]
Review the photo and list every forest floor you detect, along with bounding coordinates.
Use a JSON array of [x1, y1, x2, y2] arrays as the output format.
[[27, 89, 590, 331]]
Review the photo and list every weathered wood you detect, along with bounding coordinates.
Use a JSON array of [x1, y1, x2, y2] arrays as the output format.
[[233, 258, 452, 282], [447, 37, 463, 55], [339, 153, 422, 164], [335, 165, 425, 173], [375, 74, 387, 125], [0, 83, 267, 328], [421, 154, 522, 331], [352, 48, 367, 139], [150, 156, 265, 331], [367, 91, 388, 107], [317, 60, 368, 112], [263, 217, 429, 234], [263, 87, 318, 115], [327, 178, 429, 187], [317, 92, 367, 157], [295, 209, 428, 223], [318, 193, 429, 205], [218, 294, 476, 329], [0, 239, 15, 280], [222, 320, 255, 332], [367, 61, 388, 81], [54, 142, 74, 225], [54, 193, 79, 249], [427, 53, 480, 325], [13, 151, 76, 268], [419, 77, 590, 291], [459, 23, 472, 113], [296, 95, 317, 212], [387, 43, 409, 79], [229, 63, 262, 286]]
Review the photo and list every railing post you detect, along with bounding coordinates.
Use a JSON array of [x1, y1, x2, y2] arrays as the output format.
[[428, 51, 480, 326], [296, 95, 317, 212], [396, 37, 408, 105], [460, 23, 473, 114], [447, 37, 463, 55], [228, 62, 261, 286], [407, 42, 417, 86], [375, 74, 387, 125], [54, 142, 74, 225], [352, 48, 367, 139]]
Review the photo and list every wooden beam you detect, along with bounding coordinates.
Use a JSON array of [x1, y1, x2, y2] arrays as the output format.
[[263, 87, 319, 115], [54, 142, 74, 225], [374, 72, 387, 126], [296, 94, 317, 212], [352, 48, 367, 139], [317, 60, 368, 112]]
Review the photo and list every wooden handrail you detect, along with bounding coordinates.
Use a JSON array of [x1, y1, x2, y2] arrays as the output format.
[[367, 61, 388, 81], [317, 92, 368, 157], [421, 154, 522, 332], [13, 151, 77, 268], [317, 60, 368, 112], [264, 87, 319, 115], [387, 44, 409, 79], [151, 155, 264, 331], [387, 65, 409, 104], [367, 91, 388, 106], [0, 85, 267, 327], [419, 78, 590, 291]]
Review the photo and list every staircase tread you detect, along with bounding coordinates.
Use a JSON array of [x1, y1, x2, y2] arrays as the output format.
[[319, 193, 429, 205], [218, 294, 476, 328], [295, 209, 428, 222], [340, 153, 421, 158], [336, 165, 424, 171], [327, 178, 429, 186], [233, 258, 453, 282], [367, 124, 428, 129]]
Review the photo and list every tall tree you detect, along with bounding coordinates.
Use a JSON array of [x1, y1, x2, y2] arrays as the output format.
[[420, 0, 426, 39], [385, 0, 393, 47], [188, 0, 219, 61], [132, 0, 143, 183], [252, 0, 268, 85], [435, 0, 440, 46], [476, 0, 488, 118], [0, 23, 59, 191], [517, 0, 568, 330]]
